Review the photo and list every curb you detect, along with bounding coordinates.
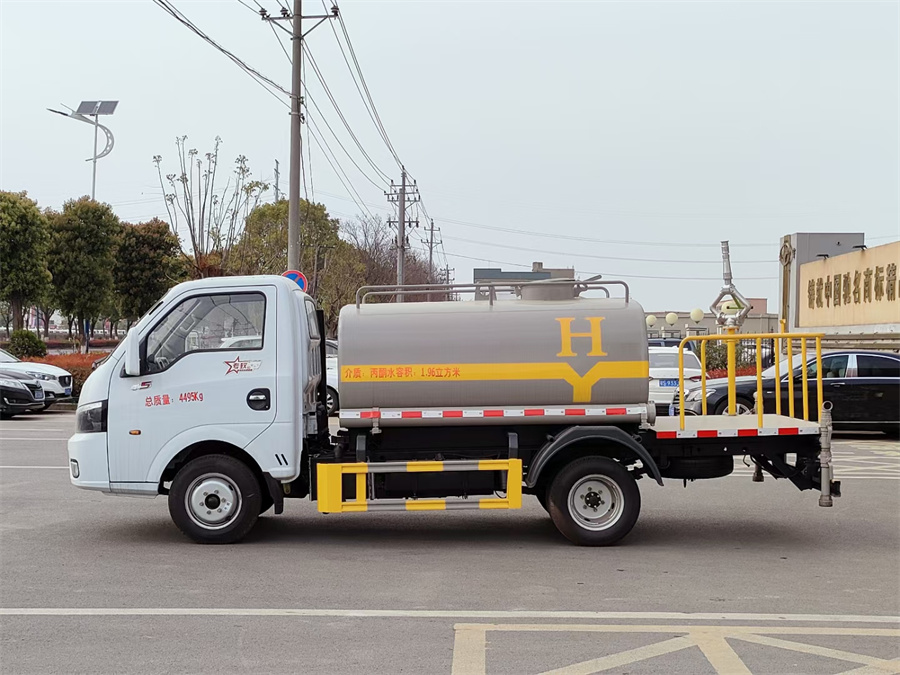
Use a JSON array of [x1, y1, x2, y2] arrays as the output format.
[[54, 402, 78, 411]]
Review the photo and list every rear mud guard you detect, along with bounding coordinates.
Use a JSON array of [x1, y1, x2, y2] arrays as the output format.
[[527, 426, 663, 488]]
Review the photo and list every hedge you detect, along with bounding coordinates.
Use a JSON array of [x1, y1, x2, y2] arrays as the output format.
[[1, 338, 120, 351], [24, 353, 109, 399]]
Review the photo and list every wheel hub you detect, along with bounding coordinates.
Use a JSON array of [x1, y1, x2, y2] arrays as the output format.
[[568, 475, 625, 531], [186, 474, 241, 530]]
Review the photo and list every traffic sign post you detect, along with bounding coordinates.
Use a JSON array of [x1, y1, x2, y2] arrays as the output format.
[[282, 270, 308, 291]]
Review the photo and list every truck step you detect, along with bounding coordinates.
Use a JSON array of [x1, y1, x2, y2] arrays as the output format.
[[316, 459, 523, 514]]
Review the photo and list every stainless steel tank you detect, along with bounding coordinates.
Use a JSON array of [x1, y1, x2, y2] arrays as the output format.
[[337, 280, 651, 427]]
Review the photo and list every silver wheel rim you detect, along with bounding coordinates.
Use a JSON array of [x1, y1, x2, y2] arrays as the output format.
[[185, 473, 242, 530], [326, 391, 335, 412], [721, 402, 752, 415], [567, 474, 625, 531]]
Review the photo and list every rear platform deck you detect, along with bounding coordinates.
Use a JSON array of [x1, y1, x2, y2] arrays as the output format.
[[652, 414, 821, 439]]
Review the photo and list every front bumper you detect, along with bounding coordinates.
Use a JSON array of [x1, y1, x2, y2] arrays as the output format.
[[68, 432, 110, 492], [41, 379, 72, 401]]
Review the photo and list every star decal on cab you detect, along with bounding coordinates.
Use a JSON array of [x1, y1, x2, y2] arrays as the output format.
[[223, 356, 262, 375]]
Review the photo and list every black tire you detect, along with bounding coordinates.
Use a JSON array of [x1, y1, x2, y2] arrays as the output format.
[[258, 493, 274, 515], [326, 387, 339, 416], [168, 454, 262, 544], [713, 396, 753, 416], [536, 489, 550, 513], [883, 426, 900, 439], [547, 456, 641, 546], [0, 412, 13, 420]]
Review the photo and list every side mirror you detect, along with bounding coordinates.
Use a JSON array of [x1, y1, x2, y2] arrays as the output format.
[[124, 329, 141, 377]]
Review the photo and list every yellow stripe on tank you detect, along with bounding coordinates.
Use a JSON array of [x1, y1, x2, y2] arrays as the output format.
[[340, 361, 649, 404]]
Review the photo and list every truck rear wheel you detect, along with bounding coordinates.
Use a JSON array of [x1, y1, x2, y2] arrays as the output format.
[[168, 454, 262, 544], [547, 456, 640, 546]]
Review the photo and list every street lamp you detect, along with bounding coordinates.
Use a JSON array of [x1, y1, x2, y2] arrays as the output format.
[[48, 100, 118, 200], [690, 308, 705, 324]]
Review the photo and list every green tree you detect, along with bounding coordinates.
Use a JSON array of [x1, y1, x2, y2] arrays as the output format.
[[0, 191, 52, 330], [47, 198, 121, 342], [114, 218, 184, 326]]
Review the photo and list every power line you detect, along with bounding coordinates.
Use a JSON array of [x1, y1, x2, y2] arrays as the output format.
[[441, 251, 778, 282], [333, 4, 402, 166], [440, 234, 774, 264], [302, 43, 393, 184], [307, 124, 376, 221], [321, 0, 400, 168], [304, 89, 388, 191], [154, 0, 291, 106]]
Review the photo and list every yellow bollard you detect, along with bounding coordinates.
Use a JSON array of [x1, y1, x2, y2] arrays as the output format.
[[801, 339, 809, 421], [726, 328, 737, 416]]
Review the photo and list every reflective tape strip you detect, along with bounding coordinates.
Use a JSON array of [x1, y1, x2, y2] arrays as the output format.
[[340, 405, 649, 421], [655, 427, 821, 440]]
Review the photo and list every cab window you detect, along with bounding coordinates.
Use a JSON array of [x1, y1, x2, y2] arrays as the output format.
[[144, 293, 265, 373]]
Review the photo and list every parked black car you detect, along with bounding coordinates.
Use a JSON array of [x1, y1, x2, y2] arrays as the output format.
[[680, 350, 900, 435], [0, 370, 46, 419]]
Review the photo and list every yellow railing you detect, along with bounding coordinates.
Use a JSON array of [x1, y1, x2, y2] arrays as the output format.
[[678, 331, 825, 430]]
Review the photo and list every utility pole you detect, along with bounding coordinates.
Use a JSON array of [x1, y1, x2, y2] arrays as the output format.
[[397, 168, 407, 298], [426, 218, 436, 280], [262, 2, 337, 272], [386, 167, 419, 302], [443, 265, 455, 301], [287, 0, 303, 272], [274, 159, 280, 201]]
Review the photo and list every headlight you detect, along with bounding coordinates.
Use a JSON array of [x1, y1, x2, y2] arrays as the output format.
[[685, 387, 717, 402], [76, 401, 107, 433], [0, 377, 26, 389], [25, 371, 55, 381]]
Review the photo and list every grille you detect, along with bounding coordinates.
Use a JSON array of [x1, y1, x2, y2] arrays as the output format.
[[59, 375, 72, 387], [25, 382, 44, 399]]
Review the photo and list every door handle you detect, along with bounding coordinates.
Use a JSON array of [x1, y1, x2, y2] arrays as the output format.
[[247, 388, 270, 411], [830, 382, 845, 387]]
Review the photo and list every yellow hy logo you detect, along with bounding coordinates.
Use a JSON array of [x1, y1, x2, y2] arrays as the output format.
[[556, 317, 607, 357]]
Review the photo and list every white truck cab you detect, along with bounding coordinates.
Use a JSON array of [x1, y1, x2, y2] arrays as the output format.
[[69, 276, 323, 506]]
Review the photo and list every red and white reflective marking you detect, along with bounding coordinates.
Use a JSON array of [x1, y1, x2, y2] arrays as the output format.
[[340, 405, 648, 420], [655, 426, 819, 440]]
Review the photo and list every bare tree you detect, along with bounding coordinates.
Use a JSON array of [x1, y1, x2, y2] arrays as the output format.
[[153, 136, 268, 277], [340, 215, 445, 302]]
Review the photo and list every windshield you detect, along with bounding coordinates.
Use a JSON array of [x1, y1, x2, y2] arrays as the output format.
[[650, 352, 701, 370], [0, 349, 20, 363]]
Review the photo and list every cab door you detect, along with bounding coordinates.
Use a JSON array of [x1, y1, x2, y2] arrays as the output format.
[[108, 288, 277, 487]]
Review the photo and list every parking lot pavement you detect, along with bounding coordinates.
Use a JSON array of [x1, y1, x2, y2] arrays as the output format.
[[1, 412, 898, 674]]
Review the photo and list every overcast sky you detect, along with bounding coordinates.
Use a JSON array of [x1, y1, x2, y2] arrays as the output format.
[[1, 0, 898, 311]]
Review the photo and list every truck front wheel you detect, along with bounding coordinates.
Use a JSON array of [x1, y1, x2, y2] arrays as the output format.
[[547, 456, 640, 546], [168, 454, 262, 544]]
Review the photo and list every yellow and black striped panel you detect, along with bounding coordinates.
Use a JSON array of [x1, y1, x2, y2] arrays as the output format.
[[316, 459, 523, 513]]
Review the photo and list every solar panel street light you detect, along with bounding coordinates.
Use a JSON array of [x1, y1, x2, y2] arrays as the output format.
[[47, 99, 118, 200]]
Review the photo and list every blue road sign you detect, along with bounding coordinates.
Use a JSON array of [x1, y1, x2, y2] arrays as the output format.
[[282, 270, 308, 291]]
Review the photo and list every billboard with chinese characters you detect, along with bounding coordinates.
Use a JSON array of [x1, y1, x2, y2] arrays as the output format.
[[798, 241, 899, 328]]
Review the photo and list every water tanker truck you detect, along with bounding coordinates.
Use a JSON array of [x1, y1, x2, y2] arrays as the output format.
[[68, 273, 838, 545]]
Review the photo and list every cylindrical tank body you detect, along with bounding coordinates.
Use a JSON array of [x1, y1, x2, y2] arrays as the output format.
[[337, 292, 651, 427]]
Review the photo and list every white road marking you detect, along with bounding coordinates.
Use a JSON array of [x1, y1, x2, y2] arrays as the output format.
[[0, 437, 71, 441], [0, 608, 897, 623], [451, 624, 900, 675], [0, 466, 69, 469]]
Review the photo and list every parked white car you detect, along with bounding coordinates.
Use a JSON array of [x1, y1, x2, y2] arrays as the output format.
[[0, 348, 73, 410], [325, 340, 339, 415], [648, 346, 703, 417]]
